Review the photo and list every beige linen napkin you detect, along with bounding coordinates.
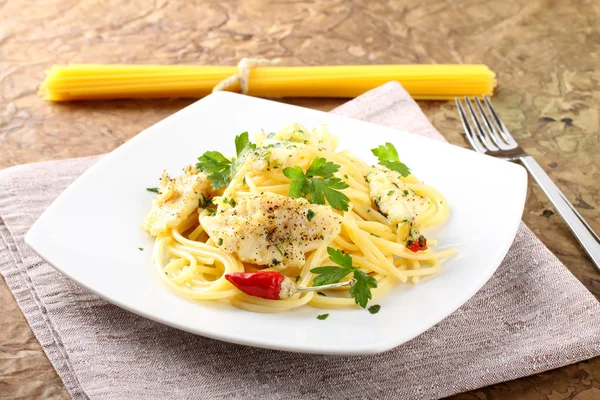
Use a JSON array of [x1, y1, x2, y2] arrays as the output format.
[[1, 82, 600, 400]]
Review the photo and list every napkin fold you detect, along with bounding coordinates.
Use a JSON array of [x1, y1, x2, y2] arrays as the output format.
[[1, 81, 600, 400]]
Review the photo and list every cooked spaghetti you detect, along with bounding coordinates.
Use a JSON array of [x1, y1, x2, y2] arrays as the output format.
[[142, 124, 454, 313]]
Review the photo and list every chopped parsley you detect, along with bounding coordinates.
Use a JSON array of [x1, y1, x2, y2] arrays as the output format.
[[307, 209, 316, 221], [283, 158, 350, 211], [344, 174, 349, 179], [316, 313, 329, 320], [196, 132, 256, 189], [224, 197, 236, 207], [310, 247, 377, 308], [371, 143, 411, 177], [198, 194, 213, 208], [387, 190, 394, 196], [146, 187, 159, 193], [138, 247, 144, 251], [217, 238, 224, 246], [368, 304, 381, 314], [403, 189, 409, 196]]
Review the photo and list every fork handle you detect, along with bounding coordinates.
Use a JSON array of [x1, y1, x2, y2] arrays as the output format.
[[519, 156, 600, 272]]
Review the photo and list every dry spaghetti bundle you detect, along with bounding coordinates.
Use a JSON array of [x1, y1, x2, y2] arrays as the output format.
[[39, 64, 496, 101]]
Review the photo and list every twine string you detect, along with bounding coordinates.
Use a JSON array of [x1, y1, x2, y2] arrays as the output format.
[[212, 57, 282, 94]]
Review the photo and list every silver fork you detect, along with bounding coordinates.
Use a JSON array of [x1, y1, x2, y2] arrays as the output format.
[[456, 96, 600, 272]]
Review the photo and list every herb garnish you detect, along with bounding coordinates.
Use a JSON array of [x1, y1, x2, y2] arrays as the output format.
[[283, 158, 350, 211], [138, 247, 144, 251], [196, 132, 256, 189], [306, 209, 316, 221], [224, 197, 236, 207], [368, 304, 381, 314], [195, 151, 232, 189], [310, 247, 377, 308], [146, 187, 159, 193], [317, 313, 329, 320], [198, 194, 213, 208], [371, 143, 411, 177]]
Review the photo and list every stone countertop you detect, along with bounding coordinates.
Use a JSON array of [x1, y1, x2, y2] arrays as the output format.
[[1, 0, 599, 398]]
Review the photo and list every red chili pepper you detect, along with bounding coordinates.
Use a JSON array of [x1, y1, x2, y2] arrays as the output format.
[[407, 235, 427, 252], [225, 271, 357, 300], [225, 271, 288, 300]]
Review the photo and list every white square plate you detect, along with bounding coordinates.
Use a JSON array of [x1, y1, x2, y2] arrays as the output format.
[[25, 92, 527, 355]]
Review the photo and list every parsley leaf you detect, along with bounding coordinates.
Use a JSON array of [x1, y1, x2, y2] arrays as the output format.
[[138, 247, 144, 251], [319, 177, 350, 210], [317, 313, 329, 320], [283, 166, 307, 198], [282, 158, 350, 211], [307, 177, 326, 205], [234, 131, 256, 157], [231, 131, 257, 177], [306, 157, 340, 177], [326, 247, 353, 269], [306, 209, 316, 221], [310, 266, 352, 286], [371, 143, 411, 177], [146, 187, 159, 193], [351, 269, 378, 308], [197, 132, 256, 190], [309, 247, 377, 308], [196, 151, 232, 189]]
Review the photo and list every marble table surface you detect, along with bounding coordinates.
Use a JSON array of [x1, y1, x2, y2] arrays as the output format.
[[1, 0, 599, 398]]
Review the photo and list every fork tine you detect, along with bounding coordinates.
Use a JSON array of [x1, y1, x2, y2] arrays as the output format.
[[474, 97, 505, 148], [464, 97, 499, 151], [483, 95, 518, 146], [455, 98, 487, 153]]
